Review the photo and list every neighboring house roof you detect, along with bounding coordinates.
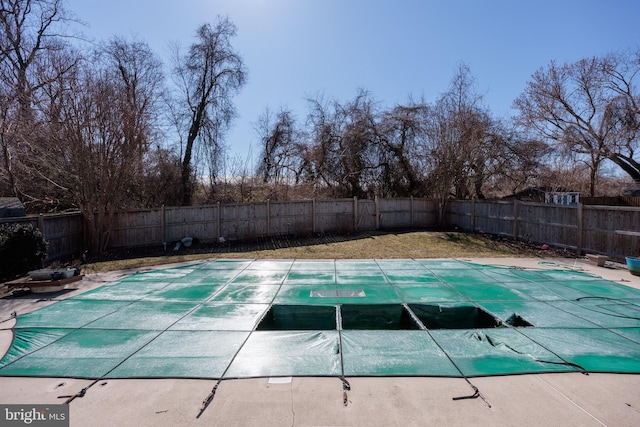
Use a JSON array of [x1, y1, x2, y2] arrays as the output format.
[[0, 197, 26, 218], [502, 187, 578, 201]]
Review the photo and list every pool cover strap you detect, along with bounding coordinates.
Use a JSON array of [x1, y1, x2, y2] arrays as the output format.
[[401, 303, 491, 407], [0, 311, 16, 328]]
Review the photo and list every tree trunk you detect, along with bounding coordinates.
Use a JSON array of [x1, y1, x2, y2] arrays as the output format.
[[608, 153, 640, 186], [1, 142, 18, 198], [180, 154, 192, 206], [181, 116, 199, 206]]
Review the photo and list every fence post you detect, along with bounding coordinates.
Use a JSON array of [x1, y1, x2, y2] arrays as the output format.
[[410, 196, 414, 227], [267, 199, 274, 236], [513, 200, 519, 241], [375, 196, 380, 230], [161, 205, 166, 246], [37, 214, 46, 265], [312, 198, 317, 233], [217, 202, 221, 240], [471, 199, 476, 232], [577, 203, 583, 256], [353, 196, 358, 232], [37, 214, 45, 240], [266, 199, 271, 237]]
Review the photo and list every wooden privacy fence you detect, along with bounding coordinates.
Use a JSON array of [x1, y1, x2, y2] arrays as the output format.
[[581, 196, 640, 207], [0, 212, 84, 262], [447, 200, 640, 261], [2, 198, 638, 262], [108, 197, 438, 249]]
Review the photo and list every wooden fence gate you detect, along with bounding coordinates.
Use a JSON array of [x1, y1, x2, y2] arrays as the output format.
[[357, 199, 377, 230]]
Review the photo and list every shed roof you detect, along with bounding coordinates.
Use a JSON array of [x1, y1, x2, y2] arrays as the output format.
[[0, 197, 25, 218]]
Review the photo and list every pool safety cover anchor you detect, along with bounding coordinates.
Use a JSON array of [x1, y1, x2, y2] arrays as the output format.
[[452, 382, 491, 408], [60, 380, 97, 404], [341, 376, 351, 406], [197, 379, 221, 419]]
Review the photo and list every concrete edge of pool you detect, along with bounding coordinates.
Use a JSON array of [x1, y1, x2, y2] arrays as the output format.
[[1, 257, 639, 427]]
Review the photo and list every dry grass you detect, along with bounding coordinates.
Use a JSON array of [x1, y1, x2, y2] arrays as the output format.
[[81, 230, 566, 274]]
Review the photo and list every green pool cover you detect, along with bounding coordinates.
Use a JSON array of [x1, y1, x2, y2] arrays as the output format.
[[1, 259, 639, 379]]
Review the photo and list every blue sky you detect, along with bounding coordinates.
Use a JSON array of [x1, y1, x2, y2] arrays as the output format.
[[66, 0, 640, 167]]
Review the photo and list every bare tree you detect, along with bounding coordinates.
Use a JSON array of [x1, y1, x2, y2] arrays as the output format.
[[39, 39, 164, 252], [409, 64, 528, 223], [423, 65, 495, 210], [600, 49, 640, 186], [304, 90, 382, 198], [514, 51, 640, 195], [213, 151, 256, 202], [376, 101, 429, 196], [21, 45, 81, 210], [0, 0, 73, 117], [486, 127, 551, 196], [303, 93, 343, 194], [139, 145, 182, 207], [0, 0, 77, 201], [103, 37, 165, 178], [255, 106, 306, 197], [171, 17, 247, 206], [46, 60, 130, 252]]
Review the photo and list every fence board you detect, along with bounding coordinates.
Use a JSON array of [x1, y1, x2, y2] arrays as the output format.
[[446, 200, 472, 230], [380, 198, 411, 228], [43, 213, 84, 260], [111, 209, 162, 247], [270, 200, 313, 236], [518, 203, 579, 250], [315, 199, 354, 233], [474, 201, 514, 236], [412, 198, 437, 226]]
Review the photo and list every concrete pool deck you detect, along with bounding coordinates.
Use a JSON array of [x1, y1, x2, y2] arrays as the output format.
[[1, 257, 639, 426]]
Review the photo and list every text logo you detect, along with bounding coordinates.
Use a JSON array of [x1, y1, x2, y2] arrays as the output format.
[[1, 405, 68, 427]]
